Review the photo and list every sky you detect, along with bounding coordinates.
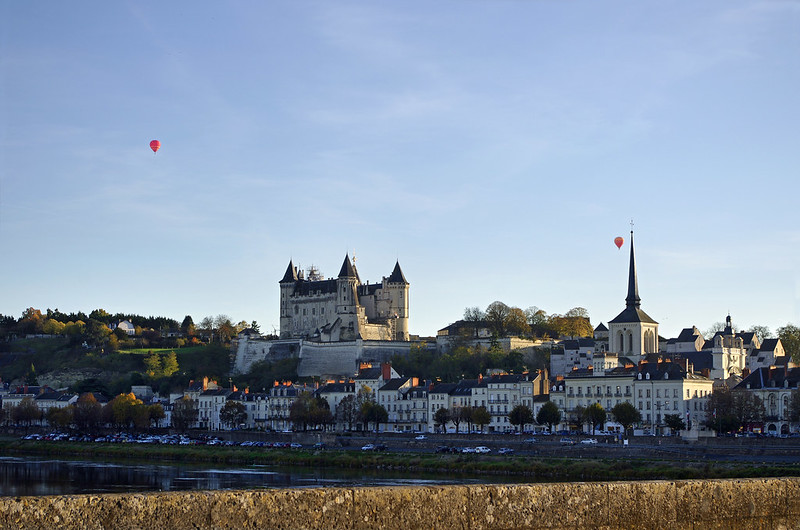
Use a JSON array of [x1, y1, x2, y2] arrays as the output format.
[[2, 1, 799, 340]]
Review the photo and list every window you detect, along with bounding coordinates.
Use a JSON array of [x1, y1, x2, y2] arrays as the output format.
[[646, 389, 651, 398]]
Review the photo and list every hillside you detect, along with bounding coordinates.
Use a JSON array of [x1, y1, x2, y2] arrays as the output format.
[[0, 338, 231, 395]]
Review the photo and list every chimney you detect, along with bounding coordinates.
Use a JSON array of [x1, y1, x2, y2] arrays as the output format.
[[741, 367, 750, 378], [381, 363, 392, 381], [411, 377, 419, 387], [429, 382, 435, 391], [701, 368, 710, 378]]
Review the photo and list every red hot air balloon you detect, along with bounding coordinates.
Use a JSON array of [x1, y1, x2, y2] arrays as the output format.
[[149, 140, 160, 153], [614, 236, 624, 249]]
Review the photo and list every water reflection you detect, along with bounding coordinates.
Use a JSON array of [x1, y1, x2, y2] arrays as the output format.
[[0, 457, 521, 496]]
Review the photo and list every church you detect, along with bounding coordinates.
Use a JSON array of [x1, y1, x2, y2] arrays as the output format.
[[279, 255, 410, 342]]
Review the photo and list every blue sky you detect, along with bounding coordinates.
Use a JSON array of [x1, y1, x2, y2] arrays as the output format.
[[2, 1, 798, 340]]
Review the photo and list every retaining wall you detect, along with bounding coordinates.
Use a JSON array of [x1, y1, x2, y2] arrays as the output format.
[[1, 478, 798, 529]]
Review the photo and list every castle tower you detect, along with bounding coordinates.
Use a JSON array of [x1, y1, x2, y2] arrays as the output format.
[[385, 261, 410, 341], [336, 255, 361, 338], [608, 231, 659, 359], [278, 260, 298, 338]]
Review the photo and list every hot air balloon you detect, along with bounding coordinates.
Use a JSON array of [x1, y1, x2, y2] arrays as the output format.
[[614, 236, 624, 249], [149, 140, 160, 153]]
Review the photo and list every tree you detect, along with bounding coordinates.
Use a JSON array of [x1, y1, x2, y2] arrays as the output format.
[[13, 397, 41, 427], [181, 315, 195, 335], [611, 402, 641, 436], [220, 401, 248, 430], [459, 406, 475, 433], [109, 393, 143, 429], [571, 405, 587, 433], [536, 401, 562, 433], [42, 318, 66, 335], [149, 404, 166, 428], [144, 352, 162, 378], [778, 324, 800, 363], [19, 307, 44, 335], [472, 407, 491, 433], [335, 395, 360, 431], [663, 414, 685, 434], [162, 351, 179, 377], [450, 406, 464, 433], [789, 389, 800, 423], [290, 392, 325, 431], [505, 307, 531, 337], [171, 396, 199, 432], [705, 387, 764, 433], [509, 404, 534, 433], [250, 321, 261, 334], [463, 307, 486, 338], [584, 403, 606, 435], [214, 315, 236, 343], [73, 393, 103, 432], [748, 325, 773, 343], [46, 407, 73, 430], [361, 401, 388, 432], [434, 407, 451, 433], [485, 301, 511, 337]]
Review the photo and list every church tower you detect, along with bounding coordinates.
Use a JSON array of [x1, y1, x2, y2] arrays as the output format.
[[608, 231, 659, 359]]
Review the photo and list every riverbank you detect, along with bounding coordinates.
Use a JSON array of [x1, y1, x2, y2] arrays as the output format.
[[2, 438, 799, 483]]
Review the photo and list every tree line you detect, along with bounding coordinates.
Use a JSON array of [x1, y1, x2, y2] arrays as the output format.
[[463, 303, 594, 340]]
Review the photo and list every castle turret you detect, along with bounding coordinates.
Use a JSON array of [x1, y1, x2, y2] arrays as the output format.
[[336, 255, 361, 338], [385, 261, 410, 340], [279, 260, 298, 338]]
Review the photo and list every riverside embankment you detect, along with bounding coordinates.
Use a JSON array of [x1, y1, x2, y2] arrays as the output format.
[[1, 477, 798, 529]]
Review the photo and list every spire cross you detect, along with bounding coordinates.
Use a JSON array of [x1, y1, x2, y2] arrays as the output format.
[[630, 219, 634, 231]]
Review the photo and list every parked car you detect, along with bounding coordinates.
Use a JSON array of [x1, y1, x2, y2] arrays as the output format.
[[498, 447, 515, 455], [361, 444, 375, 451], [580, 438, 598, 445], [373, 443, 388, 451], [435, 446, 453, 454], [474, 446, 491, 454], [414, 435, 427, 440], [560, 438, 576, 446], [523, 438, 536, 444]]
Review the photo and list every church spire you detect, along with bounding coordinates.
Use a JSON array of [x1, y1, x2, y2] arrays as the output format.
[[626, 230, 641, 308]]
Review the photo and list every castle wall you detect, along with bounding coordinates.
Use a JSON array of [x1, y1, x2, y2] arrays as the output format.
[[4, 478, 799, 529], [234, 337, 416, 378]]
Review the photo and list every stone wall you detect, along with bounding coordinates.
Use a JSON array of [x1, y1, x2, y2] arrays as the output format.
[[233, 336, 418, 378], [1, 478, 798, 529]]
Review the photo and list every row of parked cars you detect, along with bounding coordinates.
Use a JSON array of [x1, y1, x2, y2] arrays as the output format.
[[21, 432, 309, 448], [434, 445, 515, 455]]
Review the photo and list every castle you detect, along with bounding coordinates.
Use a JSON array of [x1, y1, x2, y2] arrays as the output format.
[[279, 255, 410, 342]]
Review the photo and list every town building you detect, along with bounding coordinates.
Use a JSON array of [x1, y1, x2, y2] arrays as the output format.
[[734, 366, 800, 436]]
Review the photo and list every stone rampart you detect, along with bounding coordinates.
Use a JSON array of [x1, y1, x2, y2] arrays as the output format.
[[1, 478, 798, 529]]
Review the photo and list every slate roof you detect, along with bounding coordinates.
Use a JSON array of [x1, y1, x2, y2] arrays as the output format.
[[562, 338, 595, 350], [594, 323, 608, 332], [338, 255, 359, 279], [280, 261, 298, 283], [387, 261, 409, 284], [734, 367, 800, 390], [378, 378, 408, 392], [676, 328, 702, 342], [760, 338, 780, 351]]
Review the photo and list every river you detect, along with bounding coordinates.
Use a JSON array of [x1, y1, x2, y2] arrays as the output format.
[[0, 456, 527, 496]]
